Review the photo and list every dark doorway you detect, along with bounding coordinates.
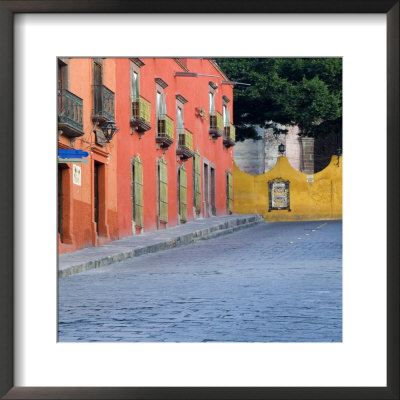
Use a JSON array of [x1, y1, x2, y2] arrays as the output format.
[[157, 163, 160, 225], [94, 161, 100, 234], [177, 168, 181, 221], [57, 164, 72, 244], [210, 167, 216, 216], [226, 172, 229, 213], [58, 165, 63, 240], [204, 163, 209, 217], [131, 162, 136, 225]]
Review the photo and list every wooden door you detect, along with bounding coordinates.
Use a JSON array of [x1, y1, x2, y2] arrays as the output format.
[[203, 163, 209, 217], [134, 156, 143, 228], [58, 166, 63, 240], [179, 165, 187, 222], [159, 157, 168, 223], [94, 162, 99, 233], [210, 167, 216, 216]]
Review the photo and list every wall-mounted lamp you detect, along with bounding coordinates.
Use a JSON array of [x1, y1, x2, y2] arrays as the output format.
[[278, 143, 286, 154], [336, 147, 342, 166], [102, 120, 118, 142]]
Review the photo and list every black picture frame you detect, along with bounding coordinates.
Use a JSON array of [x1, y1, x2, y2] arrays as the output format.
[[0, 1, 398, 399]]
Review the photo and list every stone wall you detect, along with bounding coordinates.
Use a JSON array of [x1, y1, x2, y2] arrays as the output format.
[[300, 136, 315, 174], [234, 124, 322, 176], [233, 126, 265, 175]]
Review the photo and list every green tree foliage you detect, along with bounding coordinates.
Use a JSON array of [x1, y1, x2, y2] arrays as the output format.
[[215, 58, 342, 141]]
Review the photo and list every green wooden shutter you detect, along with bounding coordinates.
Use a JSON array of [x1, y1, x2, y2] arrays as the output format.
[[159, 157, 168, 223], [194, 151, 201, 212], [227, 170, 233, 213], [179, 165, 187, 221], [134, 155, 143, 227]]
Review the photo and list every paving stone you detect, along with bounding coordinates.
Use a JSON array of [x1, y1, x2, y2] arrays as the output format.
[[58, 220, 342, 342], [59, 214, 264, 277]]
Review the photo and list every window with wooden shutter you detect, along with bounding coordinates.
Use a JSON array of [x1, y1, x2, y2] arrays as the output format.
[[194, 150, 201, 212], [227, 170, 233, 213], [134, 155, 143, 228], [159, 157, 168, 223], [93, 59, 103, 116], [179, 165, 187, 222]]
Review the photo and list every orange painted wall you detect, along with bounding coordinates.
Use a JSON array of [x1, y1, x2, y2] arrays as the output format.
[[58, 58, 119, 254], [59, 57, 234, 254], [115, 58, 234, 237]]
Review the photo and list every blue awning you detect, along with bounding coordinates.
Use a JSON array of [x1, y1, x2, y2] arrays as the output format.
[[58, 149, 89, 159]]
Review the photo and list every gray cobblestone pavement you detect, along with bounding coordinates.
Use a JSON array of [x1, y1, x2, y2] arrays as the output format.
[[58, 220, 342, 342], [58, 214, 264, 277]]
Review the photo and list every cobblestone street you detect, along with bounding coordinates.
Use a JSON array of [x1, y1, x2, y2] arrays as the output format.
[[58, 220, 342, 342]]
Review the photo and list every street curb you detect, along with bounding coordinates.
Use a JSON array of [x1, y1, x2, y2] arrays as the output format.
[[58, 214, 264, 278]]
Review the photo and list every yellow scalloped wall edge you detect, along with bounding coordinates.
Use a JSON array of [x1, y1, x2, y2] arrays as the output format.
[[233, 156, 342, 222]]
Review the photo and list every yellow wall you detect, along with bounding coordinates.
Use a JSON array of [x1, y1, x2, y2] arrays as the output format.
[[234, 156, 342, 221]]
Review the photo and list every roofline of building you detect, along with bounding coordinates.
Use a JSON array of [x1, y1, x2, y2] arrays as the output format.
[[207, 59, 230, 82], [173, 58, 189, 72]]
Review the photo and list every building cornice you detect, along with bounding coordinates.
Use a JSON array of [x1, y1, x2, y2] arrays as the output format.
[[130, 58, 145, 68], [155, 77, 168, 89], [176, 94, 189, 104]]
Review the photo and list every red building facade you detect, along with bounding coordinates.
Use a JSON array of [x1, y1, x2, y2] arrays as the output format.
[[58, 58, 119, 254], [58, 58, 235, 254]]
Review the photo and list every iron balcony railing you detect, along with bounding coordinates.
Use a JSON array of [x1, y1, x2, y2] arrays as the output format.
[[224, 124, 236, 142], [132, 95, 151, 125], [93, 84, 115, 121], [157, 114, 174, 140], [209, 110, 223, 132], [58, 89, 83, 132], [177, 128, 194, 151]]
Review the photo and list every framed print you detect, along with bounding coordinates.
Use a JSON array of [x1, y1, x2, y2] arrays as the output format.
[[1, 1, 399, 399], [268, 179, 291, 211]]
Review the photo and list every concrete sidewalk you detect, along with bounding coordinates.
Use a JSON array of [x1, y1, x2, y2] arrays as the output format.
[[58, 214, 264, 278]]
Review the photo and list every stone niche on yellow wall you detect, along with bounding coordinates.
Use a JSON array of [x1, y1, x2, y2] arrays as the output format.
[[233, 155, 342, 222]]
